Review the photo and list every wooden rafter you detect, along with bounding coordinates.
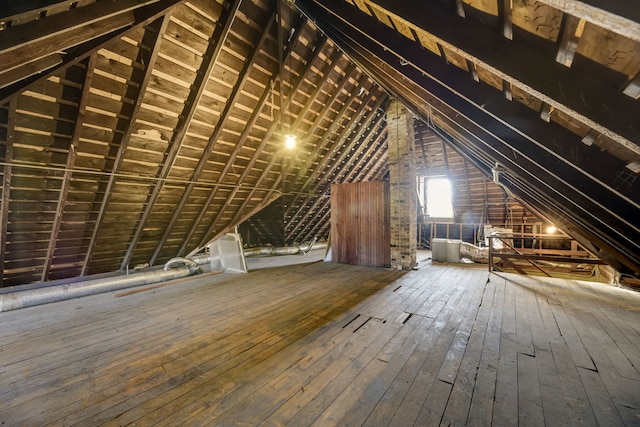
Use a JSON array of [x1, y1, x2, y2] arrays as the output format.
[[82, 15, 170, 276], [0, 0, 184, 104], [148, 10, 278, 265], [358, 0, 640, 154], [119, 0, 242, 270], [178, 24, 318, 255], [0, 99, 17, 285], [0, 0, 161, 73], [41, 54, 97, 281], [285, 90, 382, 238]]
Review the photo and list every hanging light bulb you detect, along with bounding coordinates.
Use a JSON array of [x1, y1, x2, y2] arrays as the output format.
[[284, 133, 296, 149]]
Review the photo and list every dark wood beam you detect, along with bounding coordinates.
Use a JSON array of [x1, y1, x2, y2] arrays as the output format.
[[42, 54, 97, 282], [119, 0, 242, 270], [148, 11, 277, 265], [0, 100, 17, 285], [0, 0, 164, 76], [0, 0, 184, 104], [352, 0, 640, 154], [295, 0, 640, 273], [82, 15, 170, 276]]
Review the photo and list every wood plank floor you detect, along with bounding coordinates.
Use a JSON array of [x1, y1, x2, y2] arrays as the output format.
[[1, 258, 639, 426]]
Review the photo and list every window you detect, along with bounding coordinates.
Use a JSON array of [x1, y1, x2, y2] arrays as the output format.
[[426, 177, 453, 218]]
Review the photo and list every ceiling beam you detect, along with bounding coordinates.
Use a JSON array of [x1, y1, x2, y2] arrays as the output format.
[[148, 11, 278, 265], [82, 15, 171, 276], [296, 0, 640, 273], [0, 0, 165, 89], [0, 0, 184, 104], [534, 0, 640, 43], [360, 0, 640, 154], [119, 0, 242, 270], [41, 54, 97, 282]]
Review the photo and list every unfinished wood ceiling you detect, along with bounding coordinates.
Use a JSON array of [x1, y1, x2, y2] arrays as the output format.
[[295, 0, 640, 275], [1, 0, 639, 286]]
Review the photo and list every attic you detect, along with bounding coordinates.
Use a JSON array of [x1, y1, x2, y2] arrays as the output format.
[[0, 0, 639, 424]]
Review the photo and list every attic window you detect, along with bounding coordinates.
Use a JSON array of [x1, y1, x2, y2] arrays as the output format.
[[426, 177, 453, 219]]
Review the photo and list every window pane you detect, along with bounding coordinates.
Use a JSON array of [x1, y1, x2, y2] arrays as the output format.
[[426, 177, 453, 218]]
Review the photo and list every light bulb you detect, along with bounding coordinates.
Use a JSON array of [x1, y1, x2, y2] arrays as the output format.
[[284, 133, 296, 149]]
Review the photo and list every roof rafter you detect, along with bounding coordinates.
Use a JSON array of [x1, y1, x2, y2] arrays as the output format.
[[0, 0, 185, 103], [179, 23, 319, 255], [148, 9, 278, 265], [82, 15, 171, 276], [362, 0, 640, 154], [296, 0, 640, 273], [119, 0, 243, 270], [41, 54, 97, 281]]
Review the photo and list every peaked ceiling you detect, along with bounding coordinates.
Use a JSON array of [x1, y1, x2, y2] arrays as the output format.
[[0, 0, 638, 286]]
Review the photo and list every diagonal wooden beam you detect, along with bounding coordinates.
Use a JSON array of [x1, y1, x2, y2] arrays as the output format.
[[285, 91, 384, 238], [358, 0, 640, 154], [82, 15, 171, 276], [119, 0, 242, 270], [0, 0, 162, 55], [148, 10, 277, 265], [294, 111, 387, 243], [179, 28, 323, 255], [0, 99, 17, 285], [41, 54, 97, 282], [0, 0, 167, 83], [0, 0, 184, 104], [297, 0, 640, 272], [533, 0, 640, 43]]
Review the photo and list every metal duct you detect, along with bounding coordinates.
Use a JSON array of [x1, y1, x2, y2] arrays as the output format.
[[0, 259, 202, 313], [163, 257, 201, 274], [243, 242, 327, 257]]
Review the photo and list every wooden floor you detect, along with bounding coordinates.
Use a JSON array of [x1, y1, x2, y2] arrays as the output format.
[[1, 258, 639, 426]]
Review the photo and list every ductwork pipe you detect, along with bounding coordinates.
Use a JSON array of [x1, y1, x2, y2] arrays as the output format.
[[243, 242, 327, 257], [0, 259, 202, 313]]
